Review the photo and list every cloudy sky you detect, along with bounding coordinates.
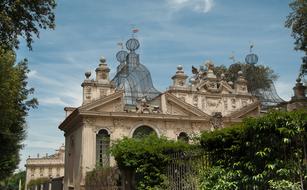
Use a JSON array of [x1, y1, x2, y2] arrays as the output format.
[[17, 0, 303, 169]]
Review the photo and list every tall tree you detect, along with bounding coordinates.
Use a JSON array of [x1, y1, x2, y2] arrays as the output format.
[[213, 62, 278, 94], [285, 0, 307, 53], [0, 0, 56, 50], [0, 0, 56, 180], [0, 49, 38, 179], [286, 0, 307, 80]]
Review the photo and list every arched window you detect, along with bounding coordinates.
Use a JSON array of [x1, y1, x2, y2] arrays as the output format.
[[177, 132, 189, 143], [96, 129, 110, 167], [132, 125, 157, 139]]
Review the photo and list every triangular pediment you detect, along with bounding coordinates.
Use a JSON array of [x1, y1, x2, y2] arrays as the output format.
[[79, 91, 124, 112], [164, 93, 211, 118], [225, 101, 260, 119]]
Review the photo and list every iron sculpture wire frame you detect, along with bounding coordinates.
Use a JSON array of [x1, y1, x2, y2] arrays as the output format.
[[112, 61, 160, 105]]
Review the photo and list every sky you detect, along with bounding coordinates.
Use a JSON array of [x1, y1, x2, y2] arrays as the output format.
[[17, 0, 304, 170]]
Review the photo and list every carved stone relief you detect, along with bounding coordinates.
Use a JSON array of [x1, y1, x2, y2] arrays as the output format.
[[231, 98, 236, 109], [113, 119, 124, 128], [201, 96, 206, 110], [193, 95, 198, 107], [100, 88, 107, 98], [210, 112, 223, 130], [135, 97, 161, 114], [207, 98, 222, 108], [242, 99, 248, 107], [85, 86, 91, 100], [114, 101, 122, 112], [84, 118, 96, 127], [223, 99, 228, 110]]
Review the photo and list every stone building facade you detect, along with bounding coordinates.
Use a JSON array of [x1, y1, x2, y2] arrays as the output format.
[[25, 145, 65, 189], [58, 38, 260, 190]]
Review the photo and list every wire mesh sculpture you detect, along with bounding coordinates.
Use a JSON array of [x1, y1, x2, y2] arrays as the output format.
[[252, 81, 285, 109], [112, 38, 160, 105]]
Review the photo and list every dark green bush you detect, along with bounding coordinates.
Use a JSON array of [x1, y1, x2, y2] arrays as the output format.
[[200, 110, 307, 189], [110, 134, 193, 190]]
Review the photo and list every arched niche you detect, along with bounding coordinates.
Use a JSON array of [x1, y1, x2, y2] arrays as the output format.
[[132, 125, 157, 139], [177, 132, 189, 143], [96, 129, 110, 167]]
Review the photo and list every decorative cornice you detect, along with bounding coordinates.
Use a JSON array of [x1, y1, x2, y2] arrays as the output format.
[[79, 110, 211, 122], [79, 90, 124, 111], [166, 89, 253, 98]]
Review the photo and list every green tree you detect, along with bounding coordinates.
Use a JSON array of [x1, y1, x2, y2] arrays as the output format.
[[213, 62, 278, 94], [0, 49, 38, 179], [0, 0, 56, 50], [285, 0, 307, 53], [0, 170, 26, 190]]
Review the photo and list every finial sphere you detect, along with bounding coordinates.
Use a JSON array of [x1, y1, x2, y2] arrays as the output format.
[[100, 56, 106, 63], [85, 71, 91, 79], [126, 38, 140, 51], [116, 50, 128, 63], [177, 65, 183, 71], [245, 53, 258, 64]]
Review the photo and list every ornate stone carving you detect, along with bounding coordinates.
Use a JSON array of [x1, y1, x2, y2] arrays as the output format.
[[207, 98, 222, 108], [231, 98, 236, 108], [113, 119, 124, 128], [84, 118, 96, 126], [210, 112, 223, 130], [135, 97, 161, 114], [193, 95, 198, 106], [202, 96, 206, 109], [85, 86, 91, 100], [178, 95, 186, 102], [223, 99, 228, 110], [242, 99, 247, 107], [100, 88, 107, 98], [114, 101, 122, 112]]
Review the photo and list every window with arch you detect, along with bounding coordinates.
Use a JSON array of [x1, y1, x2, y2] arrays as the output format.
[[132, 125, 157, 139], [177, 132, 189, 143], [96, 129, 110, 167]]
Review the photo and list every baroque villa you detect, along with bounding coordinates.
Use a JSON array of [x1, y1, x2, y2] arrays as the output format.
[[58, 37, 260, 189], [25, 145, 65, 189]]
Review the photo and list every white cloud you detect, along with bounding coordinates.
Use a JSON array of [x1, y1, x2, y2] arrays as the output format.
[[39, 97, 68, 106], [167, 0, 214, 13]]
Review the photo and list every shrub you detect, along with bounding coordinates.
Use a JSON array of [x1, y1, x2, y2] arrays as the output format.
[[200, 110, 307, 189], [110, 134, 193, 190]]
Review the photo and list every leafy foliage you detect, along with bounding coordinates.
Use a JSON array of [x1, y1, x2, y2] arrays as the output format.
[[213, 62, 278, 94], [268, 179, 301, 190], [285, 0, 307, 53], [198, 166, 239, 190], [110, 134, 192, 190], [200, 110, 307, 189], [0, 0, 56, 50], [0, 170, 26, 190], [0, 49, 38, 179]]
